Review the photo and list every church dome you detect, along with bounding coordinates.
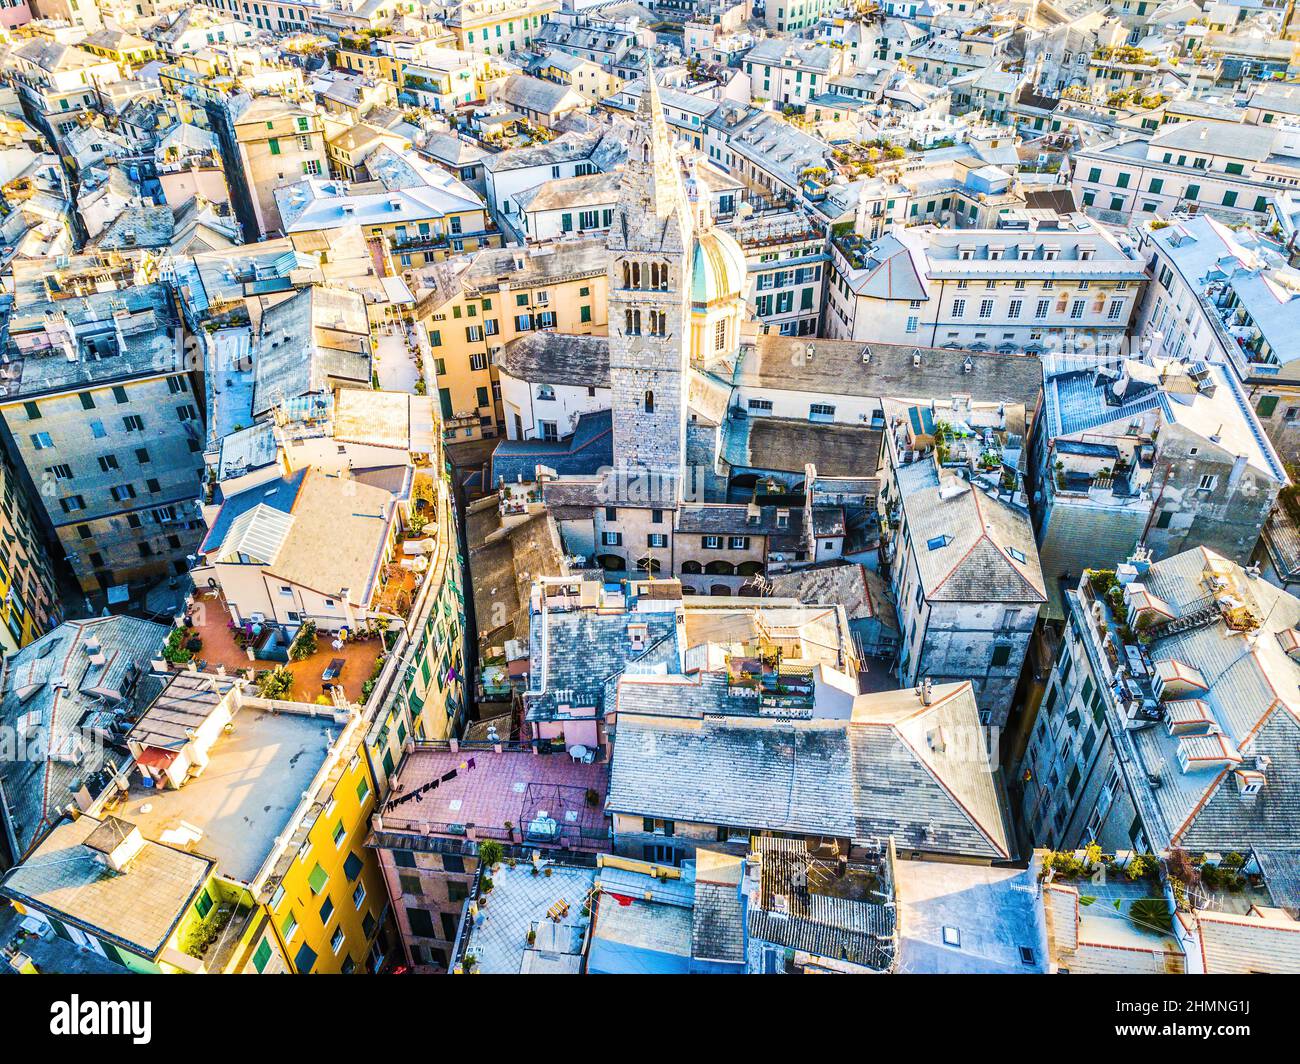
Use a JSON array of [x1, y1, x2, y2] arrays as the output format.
[[690, 226, 747, 305]]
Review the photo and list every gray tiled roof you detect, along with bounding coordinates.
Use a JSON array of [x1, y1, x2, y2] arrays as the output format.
[[737, 336, 1043, 408], [692, 880, 745, 963], [528, 607, 683, 722], [0, 617, 168, 861], [897, 461, 1046, 604], [609, 682, 1009, 859], [501, 332, 610, 388], [1, 815, 213, 958]]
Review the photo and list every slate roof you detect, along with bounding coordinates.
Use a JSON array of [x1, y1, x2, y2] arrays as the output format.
[[0, 617, 169, 862], [200, 468, 307, 555], [744, 417, 884, 479], [527, 599, 683, 723], [608, 682, 1009, 859], [691, 851, 746, 964], [0, 815, 213, 959], [500, 332, 610, 388], [737, 336, 1043, 409], [896, 460, 1046, 604], [491, 409, 613, 486], [1098, 548, 1300, 852], [250, 286, 371, 417]]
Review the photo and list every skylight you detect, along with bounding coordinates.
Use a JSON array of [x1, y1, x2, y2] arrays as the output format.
[[1008, 546, 1026, 563]]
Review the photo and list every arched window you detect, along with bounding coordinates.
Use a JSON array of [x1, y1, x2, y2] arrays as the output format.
[[715, 320, 727, 350], [626, 309, 641, 335], [630, 261, 641, 288], [622, 261, 630, 288], [644, 390, 655, 414]]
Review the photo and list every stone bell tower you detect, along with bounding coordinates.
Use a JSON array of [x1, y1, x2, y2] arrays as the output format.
[[605, 68, 694, 509]]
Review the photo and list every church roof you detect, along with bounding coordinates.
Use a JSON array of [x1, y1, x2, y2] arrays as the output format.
[[691, 227, 747, 305]]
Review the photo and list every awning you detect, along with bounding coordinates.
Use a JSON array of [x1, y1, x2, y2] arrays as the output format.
[[134, 746, 179, 769]]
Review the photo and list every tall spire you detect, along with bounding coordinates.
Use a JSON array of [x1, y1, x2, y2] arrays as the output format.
[[621, 60, 685, 223]]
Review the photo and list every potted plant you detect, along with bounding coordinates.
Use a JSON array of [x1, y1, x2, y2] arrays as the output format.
[[478, 839, 504, 871]]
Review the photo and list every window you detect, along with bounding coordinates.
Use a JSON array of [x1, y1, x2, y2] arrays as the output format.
[[942, 926, 961, 948], [1198, 474, 1217, 492], [643, 391, 654, 414], [647, 533, 667, 548], [952, 298, 966, 318], [80, 392, 96, 410], [98, 454, 119, 473], [30, 432, 53, 450], [406, 907, 435, 937], [703, 535, 721, 549], [123, 415, 144, 432], [601, 531, 622, 547], [979, 299, 994, 319], [809, 403, 835, 418], [728, 536, 750, 550], [1257, 395, 1279, 418], [991, 644, 1012, 667], [1008, 299, 1022, 319], [23, 401, 40, 420], [748, 398, 773, 412]]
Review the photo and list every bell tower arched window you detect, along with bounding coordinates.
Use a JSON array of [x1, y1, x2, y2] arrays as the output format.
[[644, 391, 655, 414]]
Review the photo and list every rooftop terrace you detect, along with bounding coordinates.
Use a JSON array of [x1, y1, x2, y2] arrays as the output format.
[[459, 858, 596, 974], [187, 590, 387, 705], [104, 701, 343, 884]]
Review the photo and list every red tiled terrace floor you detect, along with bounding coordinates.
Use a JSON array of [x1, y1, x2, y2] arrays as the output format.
[[188, 590, 386, 704]]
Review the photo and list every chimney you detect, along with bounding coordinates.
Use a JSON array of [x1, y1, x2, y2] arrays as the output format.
[[67, 777, 93, 812], [85, 816, 146, 873], [921, 676, 933, 705]]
